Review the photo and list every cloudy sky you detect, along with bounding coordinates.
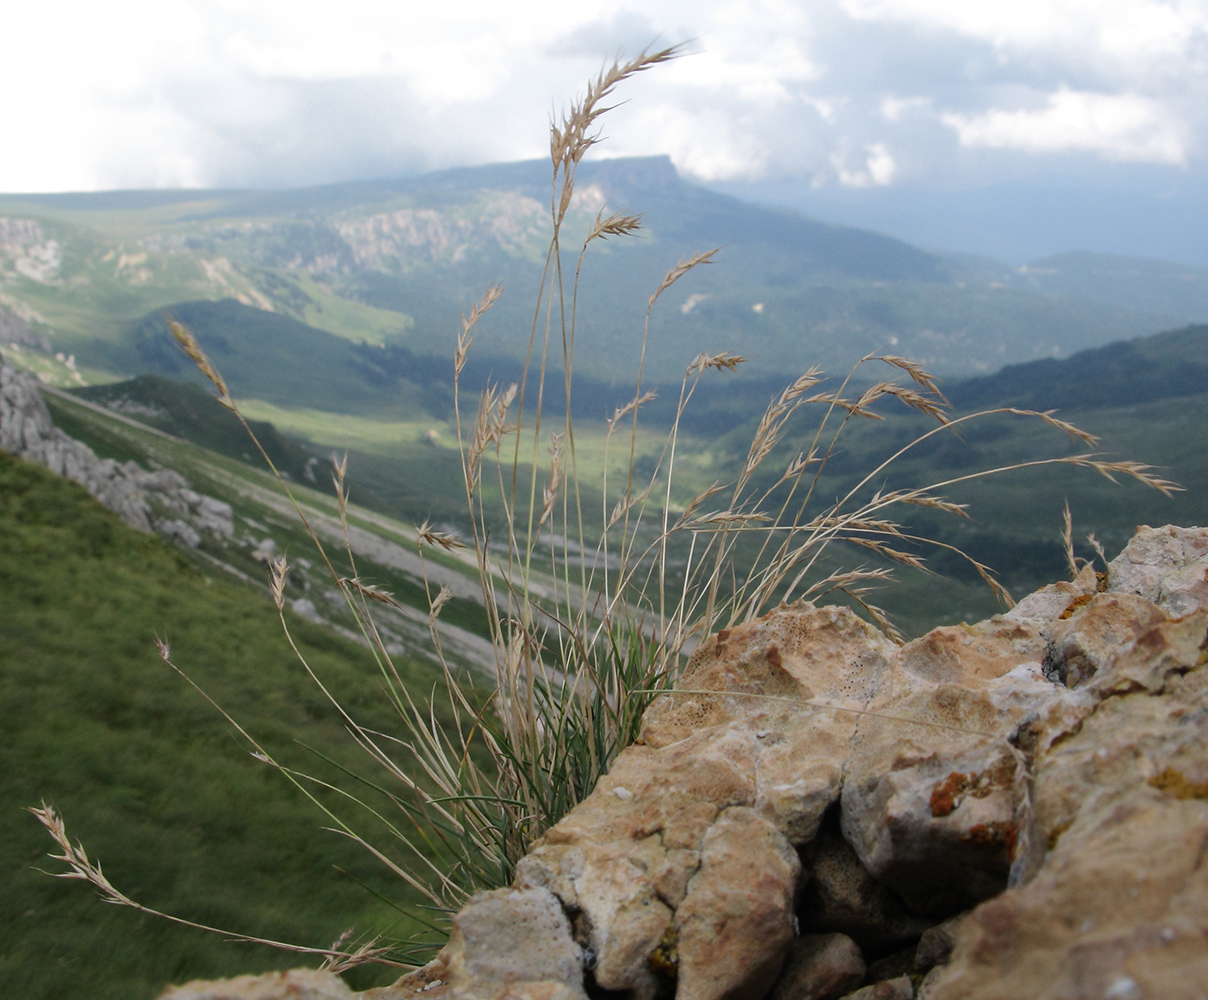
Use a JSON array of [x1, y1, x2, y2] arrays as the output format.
[[5, 0, 1208, 263]]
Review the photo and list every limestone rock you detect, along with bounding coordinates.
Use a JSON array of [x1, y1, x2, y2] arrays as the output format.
[[1002, 564, 1099, 628], [912, 917, 962, 973], [674, 807, 800, 1000], [464, 529, 1207, 997], [1106, 524, 1208, 617], [842, 977, 913, 1000], [0, 351, 234, 545], [767, 933, 865, 1000], [921, 536, 1208, 998], [839, 616, 1043, 915], [441, 888, 586, 1000], [158, 969, 355, 999], [517, 604, 895, 998], [1041, 592, 1167, 688]]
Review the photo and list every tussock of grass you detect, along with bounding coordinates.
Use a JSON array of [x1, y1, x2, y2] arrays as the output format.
[[27, 45, 1181, 983]]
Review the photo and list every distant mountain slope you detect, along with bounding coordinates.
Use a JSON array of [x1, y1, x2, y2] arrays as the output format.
[[1013, 252, 1208, 320], [946, 323, 1208, 412], [86, 299, 428, 418], [69, 373, 321, 478], [0, 156, 1191, 386]]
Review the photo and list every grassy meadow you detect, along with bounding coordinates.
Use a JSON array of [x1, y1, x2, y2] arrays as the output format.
[[0, 449, 471, 999]]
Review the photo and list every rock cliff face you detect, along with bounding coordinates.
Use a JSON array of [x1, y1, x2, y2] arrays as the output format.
[[0, 352, 234, 546], [159, 525, 1208, 1000]]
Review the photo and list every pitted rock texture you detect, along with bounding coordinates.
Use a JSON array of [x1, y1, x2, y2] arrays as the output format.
[[441, 888, 587, 1000], [158, 526, 1208, 1000], [159, 969, 355, 999], [767, 932, 865, 1000], [926, 608, 1208, 1000], [0, 352, 233, 545]]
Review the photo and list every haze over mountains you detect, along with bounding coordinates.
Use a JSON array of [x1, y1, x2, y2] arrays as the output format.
[[3, 155, 1207, 407]]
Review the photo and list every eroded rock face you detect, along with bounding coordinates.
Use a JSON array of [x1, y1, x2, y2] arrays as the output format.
[[159, 526, 1208, 1000], [515, 605, 894, 999], [767, 932, 865, 1000], [0, 352, 233, 545], [927, 608, 1208, 1000], [159, 969, 354, 999]]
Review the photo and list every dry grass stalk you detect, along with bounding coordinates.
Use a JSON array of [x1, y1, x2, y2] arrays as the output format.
[[588, 209, 644, 244], [1062, 501, 1080, 579], [455, 284, 504, 377], [608, 390, 658, 432], [428, 585, 454, 623], [270, 555, 288, 611], [341, 577, 404, 611]]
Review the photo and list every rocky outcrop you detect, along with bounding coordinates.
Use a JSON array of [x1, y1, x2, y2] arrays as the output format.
[[0, 352, 233, 546], [159, 526, 1208, 1000]]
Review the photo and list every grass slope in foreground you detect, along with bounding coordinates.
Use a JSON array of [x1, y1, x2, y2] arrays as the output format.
[[0, 451, 453, 999]]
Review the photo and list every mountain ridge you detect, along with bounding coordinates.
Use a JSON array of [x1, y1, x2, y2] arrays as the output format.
[[2, 155, 1204, 386]]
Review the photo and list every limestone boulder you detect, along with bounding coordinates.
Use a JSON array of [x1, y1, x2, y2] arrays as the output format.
[[839, 616, 1046, 916], [674, 808, 800, 1000], [517, 604, 895, 999], [441, 888, 587, 1000], [922, 567, 1208, 997], [1106, 523, 1208, 617], [1041, 592, 1167, 688], [767, 933, 865, 1000]]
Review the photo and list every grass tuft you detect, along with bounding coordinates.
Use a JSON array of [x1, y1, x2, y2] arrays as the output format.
[[30, 47, 1181, 977]]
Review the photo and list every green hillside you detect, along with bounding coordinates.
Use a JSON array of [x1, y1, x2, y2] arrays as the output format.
[[69, 374, 322, 479], [72, 300, 428, 419], [0, 451, 459, 1000], [54, 321, 1208, 640], [699, 325, 1208, 627], [947, 323, 1208, 412]]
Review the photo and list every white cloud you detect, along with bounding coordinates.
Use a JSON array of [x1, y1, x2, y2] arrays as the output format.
[[943, 88, 1187, 163], [880, 95, 932, 122], [608, 103, 768, 180], [832, 142, 898, 187], [1, 0, 1206, 192], [840, 0, 1208, 66]]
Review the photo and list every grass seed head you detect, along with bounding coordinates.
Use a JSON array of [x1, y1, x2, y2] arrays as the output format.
[[417, 520, 466, 551], [270, 556, 288, 611], [167, 320, 234, 409]]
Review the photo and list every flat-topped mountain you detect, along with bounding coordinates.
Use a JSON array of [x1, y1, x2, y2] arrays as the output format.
[[2, 157, 1203, 392]]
